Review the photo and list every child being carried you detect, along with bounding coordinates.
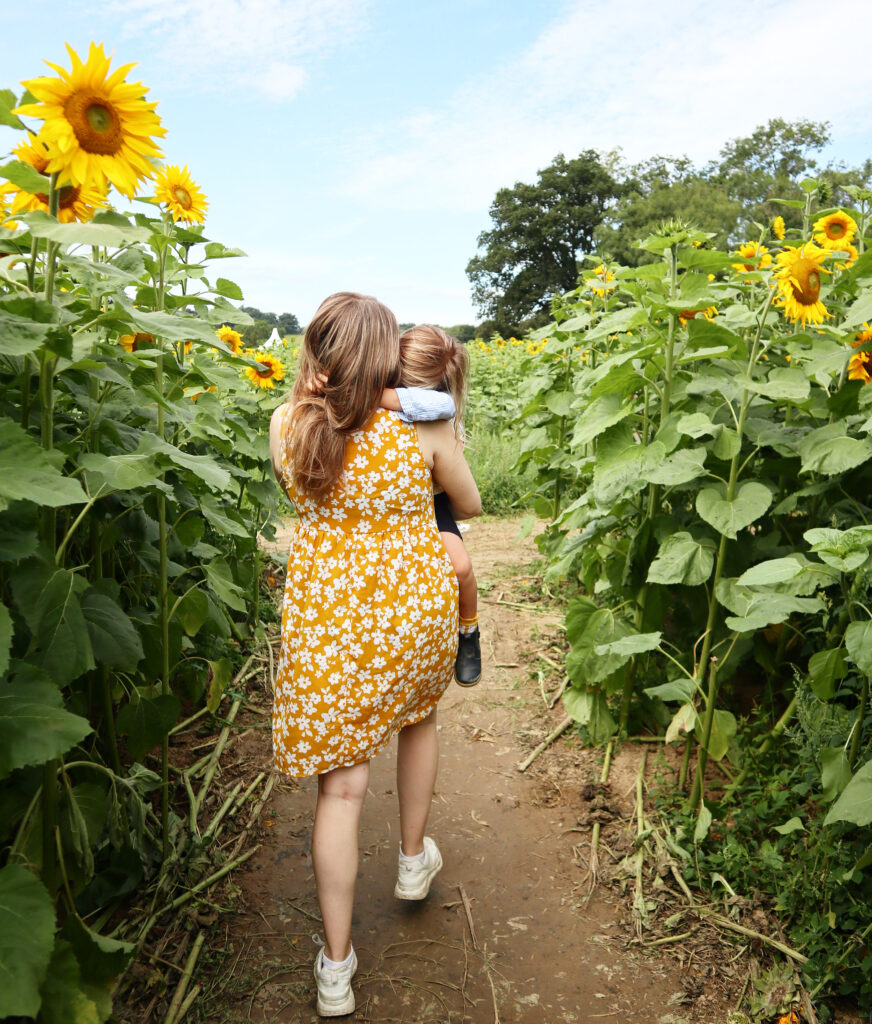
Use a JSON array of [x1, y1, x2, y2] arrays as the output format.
[[381, 325, 482, 687]]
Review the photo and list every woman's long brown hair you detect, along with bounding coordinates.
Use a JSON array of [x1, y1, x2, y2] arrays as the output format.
[[287, 292, 400, 499]]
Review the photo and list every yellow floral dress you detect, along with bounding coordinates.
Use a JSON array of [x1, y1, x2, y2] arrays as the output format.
[[273, 408, 458, 778]]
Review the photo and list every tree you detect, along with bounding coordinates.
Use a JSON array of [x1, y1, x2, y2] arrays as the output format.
[[466, 151, 620, 334], [239, 306, 301, 343]]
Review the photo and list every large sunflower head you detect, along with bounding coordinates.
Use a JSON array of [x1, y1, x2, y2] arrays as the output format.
[[813, 210, 858, 250], [773, 243, 831, 327], [732, 242, 773, 273], [215, 325, 243, 354], [245, 351, 286, 390], [15, 42, 166, 198], [153, 164, 208, 224], [3, 132, 108, 223], [678, 306, 717, 327]]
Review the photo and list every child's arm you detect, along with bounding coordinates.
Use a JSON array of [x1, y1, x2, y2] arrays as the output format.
[[381, 387, 456, 422]]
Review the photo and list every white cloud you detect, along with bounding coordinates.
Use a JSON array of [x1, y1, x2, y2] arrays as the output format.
[[341, 0, 872, 212], [105, 0, 369, 100]]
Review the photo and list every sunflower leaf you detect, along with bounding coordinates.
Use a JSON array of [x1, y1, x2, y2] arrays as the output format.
[[0, 160, 50, 195]]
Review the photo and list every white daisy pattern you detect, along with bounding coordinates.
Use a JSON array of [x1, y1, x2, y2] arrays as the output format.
[[273, 409, 458, 778]]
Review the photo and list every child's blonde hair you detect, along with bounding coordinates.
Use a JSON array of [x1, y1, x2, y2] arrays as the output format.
[[399, 325, 468, 436]]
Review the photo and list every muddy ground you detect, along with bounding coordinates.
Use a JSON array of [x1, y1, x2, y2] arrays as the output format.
[[203, 518, 746, 1024]]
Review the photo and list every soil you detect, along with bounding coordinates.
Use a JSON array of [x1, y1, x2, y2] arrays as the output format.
[[208, 518, 743, 1024]]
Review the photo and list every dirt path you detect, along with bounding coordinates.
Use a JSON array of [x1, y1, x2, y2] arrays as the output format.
[[224, 519, 733, 1023]]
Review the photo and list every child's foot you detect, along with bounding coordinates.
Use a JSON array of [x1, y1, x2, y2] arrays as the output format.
[[455, 627, 482, 687]]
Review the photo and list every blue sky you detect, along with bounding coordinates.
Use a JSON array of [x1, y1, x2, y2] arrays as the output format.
[[3, 0, 871, 326]]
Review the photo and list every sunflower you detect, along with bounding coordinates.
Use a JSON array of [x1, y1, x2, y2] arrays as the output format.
[[245, 351, 286, 390], [215, 325, 243, 354], [732, 242, 773, 273], [854, 323, 872, 348], [588, 264, 616, 296], [772, 215, 785, 240], [2, 132, 107, 223], [118, 331, 154, 352], [773, 243, 831, 326], [153, 164, 208, 224], [187, 384, 217, 402], [679, 306, 717, 327], [831, 242, 859, 270], [813, 210, 857, 250], [15, 42, 165, 198]]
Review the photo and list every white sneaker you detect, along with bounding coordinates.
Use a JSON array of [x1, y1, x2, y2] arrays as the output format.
[[394, 837, 443, 900], [313, 947, 357, 1017]]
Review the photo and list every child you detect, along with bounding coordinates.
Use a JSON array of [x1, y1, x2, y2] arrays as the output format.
[[381, 326, 482, 687]]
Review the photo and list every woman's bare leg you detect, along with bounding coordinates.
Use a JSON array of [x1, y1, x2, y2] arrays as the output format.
[[312, 760, 370, 962], [440, 532, 477, 621], [396, 709, 438, 856]]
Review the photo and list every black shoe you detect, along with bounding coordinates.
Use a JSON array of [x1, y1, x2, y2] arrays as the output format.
[[455, 628, 482, 687]]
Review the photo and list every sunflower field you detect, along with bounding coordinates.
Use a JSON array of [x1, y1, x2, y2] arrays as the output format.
[[0, 43, 287, 1020], [514, 191, 872, 1011]]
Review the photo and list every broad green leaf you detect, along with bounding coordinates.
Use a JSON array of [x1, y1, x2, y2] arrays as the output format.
[[175, 587, 210, 637], [588, 691, 617, 743], [724, 592, 822, 632], [845, 620, 872, 677], [644, 677, 695, 703], [696, 481, 772, 539], [647, 532, 715, 586], [699, 709, 736, 761], [566, 609, 634, 685], [28, 570, 95, 685], [685, 319, 742, 356], [737, 556, 805, 587], [0, 90, 25, 130], [138, 434, 231, 491], [204, 556, 247, 612], [0, 308, 54, 356], [594, 632, 661, 658], [742, 367, 810, 403], [585, 305, 648, 341], [825, 757, 872, 828], [200, 493, 251, 538], [81, 590, 143, 671], [59, 916, 134, 1023], [677, 412, 719, 439], [565, 595, 598, 646], [78, 451, 161, 491], [22, 210, 152, 246], [842, 290, 872, 330], [821, 747, 852, 802], [215, 276, 244, 300], [798, 422, 872, 476], [804, 525, 872, 572], [0, 160, 50, 194], [571, 394, 633, 448], [640, 446, 707, 486], [0, 864, 56, 1017], [0, 675, 92, 778], [204, 241, 247, 259], [712, 427, 740, 461], [665, 702, 697, 744], [38, 938, 100, 1024], [0, 420, 88, 507], [544, 391, 575, 417], [593, 434, 666, 506], [563, 686, 595, 724], [774, 816, 805, 835], [116, 694, 181, 761], [808, 648, 847, 701], [694, 802, 712, 844], [207, 657, 232, 712], [0, 602, 11, 676]]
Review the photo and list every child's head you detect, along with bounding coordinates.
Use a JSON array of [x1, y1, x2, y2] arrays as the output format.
[[399, 325, 468, 426]]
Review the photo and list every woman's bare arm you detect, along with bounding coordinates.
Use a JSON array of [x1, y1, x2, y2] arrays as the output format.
[[416, 420, 481, 520], [269, 404, 290, 485]]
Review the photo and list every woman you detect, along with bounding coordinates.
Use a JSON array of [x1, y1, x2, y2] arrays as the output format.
[[268, 292, 481, 1017]]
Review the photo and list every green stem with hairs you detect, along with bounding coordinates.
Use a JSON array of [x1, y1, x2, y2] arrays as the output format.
[[685, 286, 776, 811], [849, 672, 869, 770]]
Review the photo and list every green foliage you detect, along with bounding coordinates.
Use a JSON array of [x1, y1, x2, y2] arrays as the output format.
[[0, 130, 282, 1019], [512, 176, 872, 1014]]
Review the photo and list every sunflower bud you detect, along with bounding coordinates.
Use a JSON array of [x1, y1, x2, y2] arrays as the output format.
[[816, 180, 833, 204]]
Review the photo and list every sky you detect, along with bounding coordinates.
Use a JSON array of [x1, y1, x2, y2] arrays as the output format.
[[2, 0, 872, 327]]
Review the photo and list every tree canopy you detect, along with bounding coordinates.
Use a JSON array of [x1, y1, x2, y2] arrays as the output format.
[[239, 306, 301, 345]]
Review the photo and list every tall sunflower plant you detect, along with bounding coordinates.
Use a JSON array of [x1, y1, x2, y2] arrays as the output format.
[[513, 184, 872, 1006], [0, 44, 285, 1023]]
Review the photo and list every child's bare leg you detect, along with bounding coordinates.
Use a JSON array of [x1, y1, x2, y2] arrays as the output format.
[[440, 531, 477, 622]]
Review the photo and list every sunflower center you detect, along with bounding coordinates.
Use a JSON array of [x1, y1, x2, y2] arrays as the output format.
[[64, 92, 124, 155], [827, 222, 846, 239], [256, 363, 273, 377], [172, 185, 193, 210], [791, 260, 821, 304]]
